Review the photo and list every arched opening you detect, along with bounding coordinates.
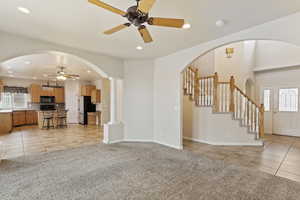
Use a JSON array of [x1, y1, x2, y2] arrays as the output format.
[[180, 39, 300, 178], [0, 51, 123, 158], [181, 39, 300, 146]]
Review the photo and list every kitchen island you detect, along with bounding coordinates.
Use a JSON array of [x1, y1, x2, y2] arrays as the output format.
[[37, 110, 67, 129], [0, 110, 13, 135]]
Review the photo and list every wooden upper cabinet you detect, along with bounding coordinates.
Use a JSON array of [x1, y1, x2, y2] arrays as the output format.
[[81, 85, 96, 96], [0, 80, 3, 101], [0, 80, 3, 92], [91, 89, 101, 104], [29, 84, 41, 103], [54, 88, 65, 103], [40, 87, 54, 97]]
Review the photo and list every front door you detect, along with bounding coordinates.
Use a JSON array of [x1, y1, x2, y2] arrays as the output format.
[[272, 87, 300, 137]]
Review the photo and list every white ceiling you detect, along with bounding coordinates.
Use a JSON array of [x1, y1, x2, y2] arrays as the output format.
[[1, 0, 300, 59], [0, 53, 103, 81]]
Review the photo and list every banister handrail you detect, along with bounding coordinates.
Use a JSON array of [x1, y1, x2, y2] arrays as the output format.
[[234, 85, 260, 108], [183, 68, 264, 139]]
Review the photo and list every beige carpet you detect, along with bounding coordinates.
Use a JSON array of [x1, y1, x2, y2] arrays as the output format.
[[1, 142, 300, 200]]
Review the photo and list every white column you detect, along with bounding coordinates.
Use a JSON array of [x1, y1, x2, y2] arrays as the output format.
[[109, 78, 118, 124], [103, 78, 124, 144]]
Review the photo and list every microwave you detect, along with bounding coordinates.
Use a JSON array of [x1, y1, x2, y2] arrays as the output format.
[[40, 96, 55, 104]]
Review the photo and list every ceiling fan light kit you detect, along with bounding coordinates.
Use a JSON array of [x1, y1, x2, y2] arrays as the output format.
[[88, 0, 186, 43]]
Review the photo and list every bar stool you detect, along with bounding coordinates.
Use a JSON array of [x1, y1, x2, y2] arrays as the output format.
[[56, 110, 68, 128], [42, 111, 54, 130]]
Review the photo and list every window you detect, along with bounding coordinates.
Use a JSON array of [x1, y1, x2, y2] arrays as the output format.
[[0, 93, 28, 109], [279, 88, 298, 112], [263, 89, 271, 111]]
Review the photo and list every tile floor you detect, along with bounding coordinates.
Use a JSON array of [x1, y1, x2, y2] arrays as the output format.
[[0, 124, 102, 159], [184, 134, 300, 183]]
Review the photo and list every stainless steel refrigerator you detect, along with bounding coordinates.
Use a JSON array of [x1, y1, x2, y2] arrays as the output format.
[[79, 96, 96, 125]]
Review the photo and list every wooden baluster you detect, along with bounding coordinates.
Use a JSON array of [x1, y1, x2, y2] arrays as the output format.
[[206, 78, 209, 106], [213, 73, 219, 112], [259, 104, 265, 139]]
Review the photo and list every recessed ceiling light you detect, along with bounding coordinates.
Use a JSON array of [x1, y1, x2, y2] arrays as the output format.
[[18, 7, 31, 14], [25, 61, 31, 65], [216, 20, 226, 27], [87, 70, 91, 73], [182, 23, 191, 29], [8, 70, 13, 74], [136, 46, 143, 50]]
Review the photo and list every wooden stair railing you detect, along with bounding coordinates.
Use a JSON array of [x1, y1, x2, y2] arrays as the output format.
[[183, 67, 264, 139]]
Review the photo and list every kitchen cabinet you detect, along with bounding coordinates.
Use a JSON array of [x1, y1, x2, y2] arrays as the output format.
[[0, 80, 3, 101], [54, 88, 65, 103], [12, 111, 26, 127], [25, 111, 38, 125], [87, 112, 97, 125], [30, 84, 65, 103], [29, 84, 41, 103], [91, 89, 101, 104], [40, 87, 54, 97], [81, 85, 96, 96], [0, 80, 3, 92], [0, 111, 12, 135]]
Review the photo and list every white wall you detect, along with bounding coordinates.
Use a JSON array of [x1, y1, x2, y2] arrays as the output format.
[[190, 51, 215, 76], [0, 31, 124, 79], [184, 106, 261, 145], [0, 76, 49, 87], [255, 40, 300, 71], [154, 12, 300, 149], [123, 60, 154, 141]]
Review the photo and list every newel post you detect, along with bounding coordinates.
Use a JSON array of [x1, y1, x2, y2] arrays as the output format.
[[229, 76, 235, 113], [213, 72, 219, 112], [259, 104, 265, 138]]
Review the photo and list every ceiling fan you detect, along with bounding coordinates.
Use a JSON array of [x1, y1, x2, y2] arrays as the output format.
[[48, 66, 80, 81], [88, 0, 185, 43]]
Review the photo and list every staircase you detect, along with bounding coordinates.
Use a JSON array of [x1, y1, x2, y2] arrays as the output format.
[[183, 66, 264, 140]]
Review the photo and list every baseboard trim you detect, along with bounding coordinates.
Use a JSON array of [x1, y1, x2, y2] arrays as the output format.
[[102, 139, 123, 144], [153, 140, 183, 150], [183, 137, 263, 146], [103, 139, 183, 150], [123, 139, 154, 143]]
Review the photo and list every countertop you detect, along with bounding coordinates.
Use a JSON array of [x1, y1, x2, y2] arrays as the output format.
[[0, 110, 13, 113]]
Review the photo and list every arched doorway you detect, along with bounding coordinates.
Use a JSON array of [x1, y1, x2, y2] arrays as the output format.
[[181, 39, 300, 146], [0, 51, 124, 158]]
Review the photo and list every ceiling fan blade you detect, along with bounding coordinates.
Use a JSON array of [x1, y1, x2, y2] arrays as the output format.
[[148, 17, 185, 28], [104, 23, 131, 35], [64, 74, 80, 78], [138, 26, 153, 43], [88, 0, 126, 16], [138, 0, 156, 13]]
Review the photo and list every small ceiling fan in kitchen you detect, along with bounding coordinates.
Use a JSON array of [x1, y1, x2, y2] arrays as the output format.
[[47, 66, 80, 81], [88, 0, 185, 43]]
